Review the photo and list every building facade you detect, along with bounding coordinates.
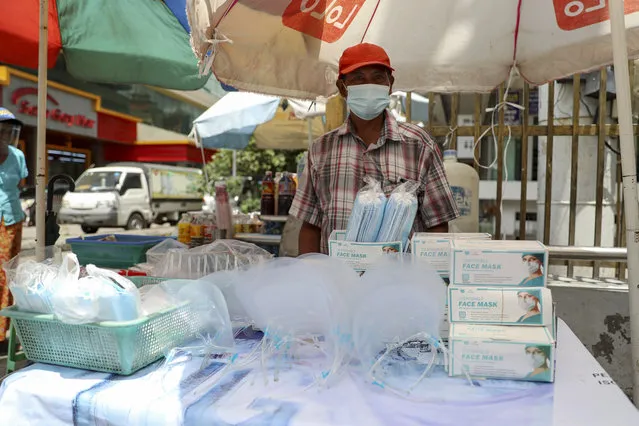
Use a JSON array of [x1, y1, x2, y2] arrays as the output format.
[[0, 64, 217, 186]]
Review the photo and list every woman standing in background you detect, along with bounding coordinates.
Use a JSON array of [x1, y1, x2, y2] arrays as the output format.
[[0, 108, 28, 340]]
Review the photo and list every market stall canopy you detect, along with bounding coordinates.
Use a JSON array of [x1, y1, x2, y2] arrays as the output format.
[[191, 91, 326, 150], [186, 0, 639, 98], [0, 0, 208, 90]]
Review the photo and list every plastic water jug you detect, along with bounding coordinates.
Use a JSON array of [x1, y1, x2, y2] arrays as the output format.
[[443, 150, 479, 232]]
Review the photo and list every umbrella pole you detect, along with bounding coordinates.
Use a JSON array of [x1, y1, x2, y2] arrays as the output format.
[[35, 0, 49, 261], [610, 0, 639, 406], [307, 119, 313, 149], [232, 150, 237, 177]]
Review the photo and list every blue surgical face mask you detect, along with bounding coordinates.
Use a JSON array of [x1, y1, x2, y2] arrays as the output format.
[[346, 84, 390, 120]]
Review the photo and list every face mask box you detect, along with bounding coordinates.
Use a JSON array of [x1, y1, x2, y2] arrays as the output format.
[[450, 240, 548, 287], [328, 230, 403, 272], [449, 323, 555, 382], [448, 286, 553, 326], [411, 233, 492, 276]]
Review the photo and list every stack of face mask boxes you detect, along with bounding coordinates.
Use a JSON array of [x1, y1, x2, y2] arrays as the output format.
[[446, 240, 556, 383]]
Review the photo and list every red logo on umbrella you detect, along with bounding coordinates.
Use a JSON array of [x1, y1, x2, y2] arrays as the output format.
[[554, 0, 639, 31], [10, 87, 95, 129], [283, 0, 366, 43]]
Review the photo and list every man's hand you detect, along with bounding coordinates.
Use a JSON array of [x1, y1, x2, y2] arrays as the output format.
[[299, 222, 321, 254], [427, 222, 449, 233]]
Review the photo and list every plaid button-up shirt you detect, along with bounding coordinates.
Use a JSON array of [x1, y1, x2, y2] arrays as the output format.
[[290, 112, 460, 254]]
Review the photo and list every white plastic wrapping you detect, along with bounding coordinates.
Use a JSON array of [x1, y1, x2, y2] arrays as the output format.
[[352, 255, 448, 394], [345, 177, 387, 242], [50, 254, 142, 324], [376, 181, 419, 248], [146, 239, 188, 265], [154, 240, 272, 279], [4, 249, 61, 314], [235, 257, 350, 385]]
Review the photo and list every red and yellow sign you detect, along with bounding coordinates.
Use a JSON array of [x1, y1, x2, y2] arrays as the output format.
[[554, 0, 639, 31], [283, 0, 366, 42]]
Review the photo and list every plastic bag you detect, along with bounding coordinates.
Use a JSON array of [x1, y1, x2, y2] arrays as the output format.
[[5, 253, 60, 314], [376, 180, 419, 248], [345, 177, 387, 242], [142, 278, 234, 355], [146, 238, 188, 265], [199, 270, 251, 326], [235, 257, 349, 386], [352, 255, 448, 395], [154, 239, 272, 279], [51, 254, 141, 324]]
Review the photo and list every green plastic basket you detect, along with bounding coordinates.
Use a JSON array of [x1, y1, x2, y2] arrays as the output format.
[[1, 277, 196, 375]]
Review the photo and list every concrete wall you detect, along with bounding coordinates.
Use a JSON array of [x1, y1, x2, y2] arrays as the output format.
[[549, 276, 632, 398]]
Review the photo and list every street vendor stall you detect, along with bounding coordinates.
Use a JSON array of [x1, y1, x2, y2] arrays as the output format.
[[0, 320, 636, 425]]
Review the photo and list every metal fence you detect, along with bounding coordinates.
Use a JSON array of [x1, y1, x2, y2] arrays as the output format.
[[407, 62, 639, 280]]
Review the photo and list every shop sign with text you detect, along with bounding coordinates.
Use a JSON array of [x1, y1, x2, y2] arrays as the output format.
[[2, 75, 98, 138]]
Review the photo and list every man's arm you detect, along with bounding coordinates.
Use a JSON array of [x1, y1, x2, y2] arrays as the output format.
[[299, 222, 321, 254], [418, 145, 460, 231]]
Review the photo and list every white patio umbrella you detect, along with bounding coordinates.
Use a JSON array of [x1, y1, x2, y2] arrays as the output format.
[[190, 91, 326, 150], [188, 0, 639, 404]]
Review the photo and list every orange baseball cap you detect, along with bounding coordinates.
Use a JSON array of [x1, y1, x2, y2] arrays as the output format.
[[338, 43, 394, 76]]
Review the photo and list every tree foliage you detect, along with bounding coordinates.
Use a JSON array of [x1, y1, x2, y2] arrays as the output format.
[[201, 138, 304, 213]]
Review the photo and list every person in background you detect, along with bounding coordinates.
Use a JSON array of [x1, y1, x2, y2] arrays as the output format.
[[291, 43, 459, 254], [0, 108, 28, 341]]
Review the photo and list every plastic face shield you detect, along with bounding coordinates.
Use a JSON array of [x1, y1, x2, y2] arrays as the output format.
[[0, 122, 21, 147]]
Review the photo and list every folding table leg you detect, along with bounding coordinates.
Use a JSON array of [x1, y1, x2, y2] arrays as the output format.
[[6, 323, 26, 374]]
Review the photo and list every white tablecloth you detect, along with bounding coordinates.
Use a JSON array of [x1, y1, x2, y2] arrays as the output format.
[[0, 319, 637, 426]]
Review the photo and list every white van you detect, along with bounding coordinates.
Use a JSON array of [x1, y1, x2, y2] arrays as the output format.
[[59, 163, 202, 233]]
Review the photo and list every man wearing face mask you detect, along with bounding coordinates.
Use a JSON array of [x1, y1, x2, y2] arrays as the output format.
[[291, 43, 459, 254], [0, 108, 28, 341]]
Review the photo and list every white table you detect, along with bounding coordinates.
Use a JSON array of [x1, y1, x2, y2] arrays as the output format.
[[0, 319, 637, 425]]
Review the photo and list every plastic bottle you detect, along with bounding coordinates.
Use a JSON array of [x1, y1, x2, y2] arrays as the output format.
[[177, 213, 192, 245], [261, 171, 275, 216], [443, 149, 480, 232], [190, 214, 204, 248], [202, 214, 217, 245], [277, 172, 296, 216]]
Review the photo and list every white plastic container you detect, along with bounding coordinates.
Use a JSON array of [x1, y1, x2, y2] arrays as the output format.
[[411, 232, 491, 276], [443, 150, 479, 233], [449, 323, 555, 382], [448, 286, 553, 326], [450, 240, 549, 287]]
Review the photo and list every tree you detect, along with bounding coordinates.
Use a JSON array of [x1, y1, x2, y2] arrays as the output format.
[[201, 138, 304, 213]]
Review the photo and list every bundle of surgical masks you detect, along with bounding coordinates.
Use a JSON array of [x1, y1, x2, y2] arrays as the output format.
[[345, 177, 387, 242], [7, 252, 143, 324], [376, 181, 419, 248]]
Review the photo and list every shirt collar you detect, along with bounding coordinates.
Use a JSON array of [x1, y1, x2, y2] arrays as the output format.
[[336, 110, 403, 144]]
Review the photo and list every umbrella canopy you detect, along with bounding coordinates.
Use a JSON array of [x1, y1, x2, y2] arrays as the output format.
[[192, 92, 326, 150], [187, 0, 639, 98], [0, 0, 207, 90]]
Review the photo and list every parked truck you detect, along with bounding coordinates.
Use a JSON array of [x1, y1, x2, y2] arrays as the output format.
[[58, 162, 203, 233]]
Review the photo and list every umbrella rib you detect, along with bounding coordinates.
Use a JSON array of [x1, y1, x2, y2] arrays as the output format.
[[360, 0, 382, 43], [213, 0, 240, 29], [513, 0, 524, 62]]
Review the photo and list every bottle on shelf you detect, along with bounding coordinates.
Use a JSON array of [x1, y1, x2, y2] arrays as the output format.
[[177, 213, 192, 245], [277, 172, 296, 216], [261, 171, 275, 216]]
